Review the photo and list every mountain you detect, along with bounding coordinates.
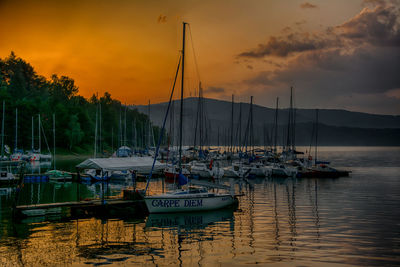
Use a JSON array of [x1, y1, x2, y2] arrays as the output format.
[[134, 97, 400, 146]]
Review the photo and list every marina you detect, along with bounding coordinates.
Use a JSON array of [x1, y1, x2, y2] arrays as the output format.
[[0, 146, 399, 266], [1, 1, 399, 265]]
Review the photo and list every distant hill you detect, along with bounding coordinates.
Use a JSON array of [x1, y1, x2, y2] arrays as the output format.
[[134, 97, 400, 146]]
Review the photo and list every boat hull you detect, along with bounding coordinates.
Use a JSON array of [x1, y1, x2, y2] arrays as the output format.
[[144, 194, 234, 213]]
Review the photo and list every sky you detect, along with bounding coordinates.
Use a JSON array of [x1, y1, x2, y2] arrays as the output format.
[[0, 0, 399, 115]]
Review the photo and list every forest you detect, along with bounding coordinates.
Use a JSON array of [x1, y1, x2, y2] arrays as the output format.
[[0, 52, 161, 155]]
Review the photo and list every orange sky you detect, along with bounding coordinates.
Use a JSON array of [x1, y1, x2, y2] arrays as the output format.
[[1, 0, 399, 114]]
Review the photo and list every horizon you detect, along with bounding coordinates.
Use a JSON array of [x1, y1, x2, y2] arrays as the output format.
[[1, 0, 399, 115], [132, 96, 400, 117]]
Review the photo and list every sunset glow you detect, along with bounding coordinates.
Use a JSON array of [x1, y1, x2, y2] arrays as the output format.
[[1, 0, 399, 114]]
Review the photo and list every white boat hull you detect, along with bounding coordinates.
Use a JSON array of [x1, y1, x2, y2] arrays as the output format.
[[144, 194, 234, 213]]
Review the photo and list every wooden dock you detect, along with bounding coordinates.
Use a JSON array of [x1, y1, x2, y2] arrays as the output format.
[[14, 198, 147, 219], [15, 198, 141, 211]]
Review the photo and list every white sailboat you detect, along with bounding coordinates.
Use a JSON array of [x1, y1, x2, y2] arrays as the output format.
[[145, 187, 234, 213], [29, 114, 52, 162], [10, 108, 23, 161], [144, 22, 235, 213]]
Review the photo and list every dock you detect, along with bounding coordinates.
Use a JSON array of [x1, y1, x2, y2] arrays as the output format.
[[14, 194, 147, 219], [15, 198, 141, 211]]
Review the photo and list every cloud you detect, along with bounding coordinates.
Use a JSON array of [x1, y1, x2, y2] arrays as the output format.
[[205, 86, 226, 94], [300, 2, 318, 9], [238, 33, 338, 58], [244, 46, 400, 113], [239, 1, 399, 59], [336, 4, 400, 47], [295, 20, 307, 26], [239, 0, 400, 114]]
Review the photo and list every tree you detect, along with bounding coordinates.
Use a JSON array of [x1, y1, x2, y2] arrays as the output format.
[[65, 114, 84, 149]]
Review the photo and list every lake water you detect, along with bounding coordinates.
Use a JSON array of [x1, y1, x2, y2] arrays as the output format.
[[0, 147, 399, 266]]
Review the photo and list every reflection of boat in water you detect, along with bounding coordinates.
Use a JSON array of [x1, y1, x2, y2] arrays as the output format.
[[145, 208, 234, 230], [0, 186, 14, 196], [46, 170, 73, 181], [25, 161, 52, 173]]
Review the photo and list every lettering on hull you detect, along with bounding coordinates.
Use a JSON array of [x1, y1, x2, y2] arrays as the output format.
[[150, 199, 204, 208]]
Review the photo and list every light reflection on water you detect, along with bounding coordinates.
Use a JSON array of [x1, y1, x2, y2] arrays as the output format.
[[0, 147, 399, 266]]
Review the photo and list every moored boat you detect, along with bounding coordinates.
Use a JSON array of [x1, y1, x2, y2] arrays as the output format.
[[144, 22, 237, 214], [144, 186, 234, 213]]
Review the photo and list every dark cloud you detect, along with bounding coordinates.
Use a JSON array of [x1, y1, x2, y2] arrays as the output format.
[[281, 26, 292, 33], [238, 33, 338, 58], [295, 20, 307, 26], [300, 2, 318, 9], [336, 4, 400, 47], [206, 86, 226, 94], [244, 46, 400, 113], [239, 0, 399, 59], [237, 0, 400, 114]]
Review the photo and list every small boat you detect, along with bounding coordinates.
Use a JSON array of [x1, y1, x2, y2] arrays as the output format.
[[267, 164, 295, 178], [243, 162, 267, 177], [46, 170, 73, 181], [0, 170, 18, 184], [223, 162, 245, 178], [297, 163, 350, 178], [10, 150, 23, 161], [114, 146, 133, 157], [190, 161, 213, 179], [164, 165, 190, 183]]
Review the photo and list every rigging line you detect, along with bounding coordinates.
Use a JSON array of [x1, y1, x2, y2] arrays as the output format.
[[39, 116, 52, 154], [144, 55, 181, 194], [187, 24, 201, 84]]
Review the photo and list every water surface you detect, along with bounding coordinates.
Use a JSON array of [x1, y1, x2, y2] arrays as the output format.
[[0, 147, 399, 266]]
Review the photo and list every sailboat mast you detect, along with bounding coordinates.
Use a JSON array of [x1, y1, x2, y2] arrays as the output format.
[[124, 103, 128, 146], [15, 108, 17, 151], [230, 94, 234, 154], [274, 97, 279, 153], [148, 100, 151, 149], [250, 96, 254, 156], [292, 87, 296, 152], [238, 102, 242, 152], [179, 22, 186, 171], [99, 102, 102, 154], [1, 101, 4, 158], [94, 106, 98, 158], [315, 109, 319, 165], [31, 116, 34, 151], [53, 113, 56, 170], [38, 114, 41, 153]]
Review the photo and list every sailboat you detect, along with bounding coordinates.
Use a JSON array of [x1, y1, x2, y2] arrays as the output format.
[[144, 22, 235, 213], [297, 109, 350, 178], [29, 114, 52, 162], [10, 108, 23, 161], [46, 114, 72, 181]]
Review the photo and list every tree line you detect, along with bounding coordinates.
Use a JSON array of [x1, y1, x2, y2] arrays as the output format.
[[0, 52, 162, 155]]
